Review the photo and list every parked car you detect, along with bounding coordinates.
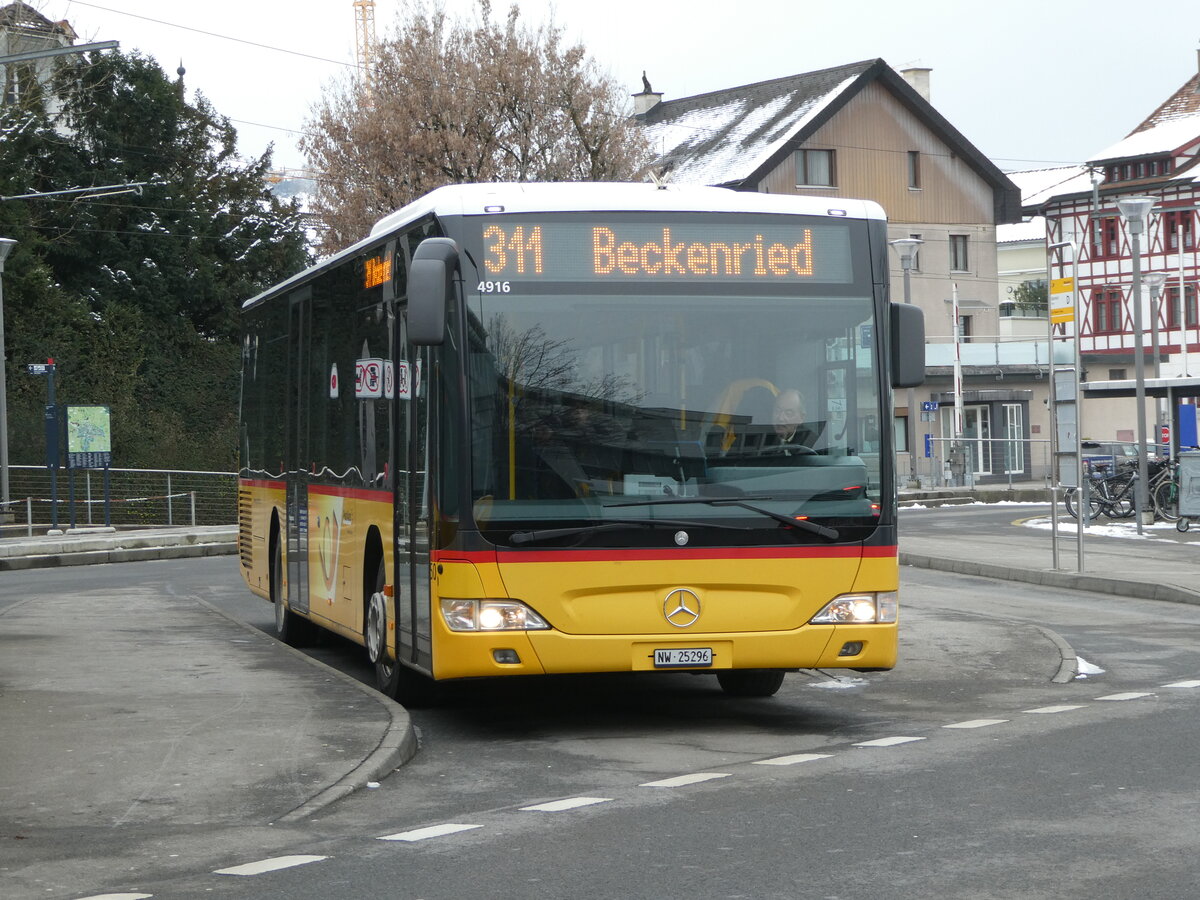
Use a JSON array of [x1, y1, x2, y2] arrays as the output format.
[[1080, 440, 1162, 472]]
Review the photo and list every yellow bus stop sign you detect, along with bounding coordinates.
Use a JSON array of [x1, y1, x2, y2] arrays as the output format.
[[1050, 276, 1074, 324]]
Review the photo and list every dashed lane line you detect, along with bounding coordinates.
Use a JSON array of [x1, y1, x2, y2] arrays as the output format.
[[378, 823, 483, 842], [520, 796, 613, 812], [754, 753, 834, 766], [213, 855, 328, 876], [640, 773, 731, 788], [1023, 704, 1087, 714], [1095, 692, 1156, 701], [853, 736, 926, 747], [1163, 680, 1200, 688], [943, 718, 1009, 729]]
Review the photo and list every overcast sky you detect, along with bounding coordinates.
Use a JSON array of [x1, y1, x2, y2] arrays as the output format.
[[38, 0, 1200, 177]]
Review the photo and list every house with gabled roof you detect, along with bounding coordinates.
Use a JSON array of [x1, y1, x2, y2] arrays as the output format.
[[633, 59, 1043, 485], [1029, 52, 1200, 451]]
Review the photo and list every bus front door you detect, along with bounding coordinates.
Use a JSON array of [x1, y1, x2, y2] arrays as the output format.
[[286, 288, 311, 616]]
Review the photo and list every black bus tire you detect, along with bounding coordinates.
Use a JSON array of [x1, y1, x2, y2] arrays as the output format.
[[716, 669, 786, 697]]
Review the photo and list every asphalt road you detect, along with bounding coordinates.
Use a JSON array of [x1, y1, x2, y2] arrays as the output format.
[[8, 515, 1200, 899]]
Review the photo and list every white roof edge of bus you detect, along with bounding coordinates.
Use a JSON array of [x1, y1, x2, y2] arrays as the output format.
[[243, 182, 885, 310]]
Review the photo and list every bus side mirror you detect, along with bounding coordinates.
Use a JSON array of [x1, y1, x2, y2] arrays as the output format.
[[890, 302, 925, 388], [408, 237, 459, 346]]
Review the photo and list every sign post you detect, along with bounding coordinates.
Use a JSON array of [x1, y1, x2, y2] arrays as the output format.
[[66, 405, 113, 527], [25, 360, 59, 530]]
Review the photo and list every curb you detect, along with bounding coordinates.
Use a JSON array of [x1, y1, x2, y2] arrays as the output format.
[[900, 551, 1200, 607], [193, 595, 420, 822], [0, 541, 237, 570]]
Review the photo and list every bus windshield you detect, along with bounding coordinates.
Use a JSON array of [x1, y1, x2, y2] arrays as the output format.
[[459, 213, 886, 546]]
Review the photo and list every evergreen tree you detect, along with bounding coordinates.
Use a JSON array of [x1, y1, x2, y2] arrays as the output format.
[[0, 49, 311, 470]]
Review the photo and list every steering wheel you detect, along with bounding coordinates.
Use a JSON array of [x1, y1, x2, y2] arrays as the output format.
[[759, 442, 816, 457]]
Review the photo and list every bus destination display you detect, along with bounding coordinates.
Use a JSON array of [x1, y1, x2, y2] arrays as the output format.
[[477, 218, 854, 287]]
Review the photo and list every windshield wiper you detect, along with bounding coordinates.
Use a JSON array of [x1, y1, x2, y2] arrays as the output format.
[[608, 496, 840, 541], [509, 517, 755, 546]]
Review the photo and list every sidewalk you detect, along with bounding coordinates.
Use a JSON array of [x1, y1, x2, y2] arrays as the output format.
[[899, 485, 1200, 606]]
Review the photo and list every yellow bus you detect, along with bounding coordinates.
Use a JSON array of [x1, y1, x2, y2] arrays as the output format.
[[238, 183, 924, 703]]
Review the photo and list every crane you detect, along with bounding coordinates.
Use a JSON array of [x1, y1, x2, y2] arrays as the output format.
[[352, 0, 377, 93]]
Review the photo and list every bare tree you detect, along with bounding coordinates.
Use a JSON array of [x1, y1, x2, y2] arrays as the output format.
[[302, 0, 651, 254]]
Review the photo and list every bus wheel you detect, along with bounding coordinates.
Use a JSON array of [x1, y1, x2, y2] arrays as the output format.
[[716, 669, 785, 698], [367, 561, 442, 707], [271, 536, 311, 647]]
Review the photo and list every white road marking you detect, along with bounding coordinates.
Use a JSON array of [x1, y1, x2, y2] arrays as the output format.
[[1023, 704, 1086, 714], [378, 823, 482, 842], [75, 895, 154, 899], [943, 718, 1008, 729], [640, 773, 730, 787], [1095, 692, 1154, 701], [1163, 679, 1200, 688], [520, 797, 612, 812], [754, 753, 834, 766], [853, 736, 926, 747], [214, 855, 328, 876]]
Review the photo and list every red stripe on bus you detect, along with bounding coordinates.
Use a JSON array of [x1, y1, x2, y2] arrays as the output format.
[[434, 545, 897, 564]]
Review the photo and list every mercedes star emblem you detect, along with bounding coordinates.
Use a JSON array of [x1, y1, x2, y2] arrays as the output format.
[[663, 588, 702, 627]]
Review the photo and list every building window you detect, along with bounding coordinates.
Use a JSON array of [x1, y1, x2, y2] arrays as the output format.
[[1108, 368, 1127, 380], [893, 415, 909, 452], [907, 151, 921, 189], [949, 234, 969, 272], [1092, 289, 1123, 334], [1164, 211, 1196, 252], [1090, 216, 1120, 259], [795, 149, 836, 187], [1166, 283, 1198, 329]]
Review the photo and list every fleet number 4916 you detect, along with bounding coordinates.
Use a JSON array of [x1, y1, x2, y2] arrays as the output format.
[[477, 281, 511, 293]]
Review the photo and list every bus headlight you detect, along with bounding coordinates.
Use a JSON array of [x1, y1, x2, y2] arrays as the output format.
[[440, 598, 551, 632], [810, 591, 898, 624]]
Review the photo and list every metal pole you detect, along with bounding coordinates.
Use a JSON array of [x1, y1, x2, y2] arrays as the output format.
[[1122, 204, 1151, 535], [1046, 242, 1068, 568], [1070, 248, 1085, 573], [0, 238, 15, 517]]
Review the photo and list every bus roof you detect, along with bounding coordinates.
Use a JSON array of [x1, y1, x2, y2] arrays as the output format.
[[369, 182, 885, 236], [244, 182, 885, 310]]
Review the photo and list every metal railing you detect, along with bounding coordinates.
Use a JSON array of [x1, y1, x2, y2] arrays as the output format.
[[0, 466, 237, 532]]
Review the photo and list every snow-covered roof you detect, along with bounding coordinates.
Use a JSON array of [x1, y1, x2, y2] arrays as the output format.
[[1005, 165, 1093, 210], [997, 216, 1044, 245], [636, 58, 1022, 223], [1088, 114, 1200, 163], [639, 61, 872, 187]]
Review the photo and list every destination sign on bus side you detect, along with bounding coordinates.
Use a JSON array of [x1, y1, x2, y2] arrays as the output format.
[[478, 219, 854, 284]]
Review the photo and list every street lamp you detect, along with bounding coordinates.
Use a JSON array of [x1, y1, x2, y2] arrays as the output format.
[[1117, 196, 1155, 532], [0, 236, 15, 520], [888, 238, 924, 485]]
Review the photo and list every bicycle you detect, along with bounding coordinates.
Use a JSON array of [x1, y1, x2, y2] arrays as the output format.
[[1150, 458, 1180, 522], [1064, 463, 1138, 520]]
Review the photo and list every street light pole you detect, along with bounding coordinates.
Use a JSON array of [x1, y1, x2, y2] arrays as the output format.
[[0, 237, 16, 520], [888, 238, 924, 485], [1118, 197, 1156, 534], [1145, 271, 1167, 456]]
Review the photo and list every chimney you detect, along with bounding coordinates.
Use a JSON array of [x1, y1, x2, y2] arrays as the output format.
[[632, 70, 662, 116], [900, 67, 932, 102]]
